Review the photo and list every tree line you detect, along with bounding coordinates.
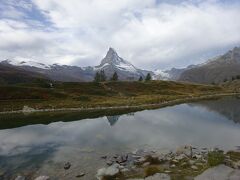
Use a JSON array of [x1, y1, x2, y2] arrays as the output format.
[[94, 70, 152, 82]]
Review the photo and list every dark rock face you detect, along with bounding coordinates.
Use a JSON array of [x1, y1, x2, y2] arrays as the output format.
[[179, 47, 240, 84]]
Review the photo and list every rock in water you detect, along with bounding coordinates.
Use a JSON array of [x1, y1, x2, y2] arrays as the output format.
[[76, 173, 85, 178], [96, 164, 120, 180], [145, 173, 171, 180], [64, 162, 71, 170], [15, 176, 25, 180]]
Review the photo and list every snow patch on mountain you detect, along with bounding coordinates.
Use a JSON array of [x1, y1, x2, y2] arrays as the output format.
[[2, 58, 51, 69], [153, 69, 170, 80]]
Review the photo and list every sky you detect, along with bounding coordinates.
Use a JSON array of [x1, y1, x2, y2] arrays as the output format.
[[0, 0, 240, 70]]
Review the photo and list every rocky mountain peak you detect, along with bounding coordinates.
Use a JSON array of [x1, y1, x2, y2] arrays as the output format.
[[100, 47, 125, 66]]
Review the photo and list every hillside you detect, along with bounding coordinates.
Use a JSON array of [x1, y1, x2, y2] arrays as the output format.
[[179, 47, 240, 84], [0, 81, 226, 112], [0, 48, 151, 82], [0, 64, 49, 84]]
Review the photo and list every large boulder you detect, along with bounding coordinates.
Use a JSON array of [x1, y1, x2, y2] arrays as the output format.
[[195, 164, 240, 180], [96, 164, 120, 180]]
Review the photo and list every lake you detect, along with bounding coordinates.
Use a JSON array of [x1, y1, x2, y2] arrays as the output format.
[[0, 96, 240, 179]]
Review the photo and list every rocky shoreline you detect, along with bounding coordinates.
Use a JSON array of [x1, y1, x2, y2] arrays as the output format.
[[96, 145, 240, 180], [8, 146, 240, 180]]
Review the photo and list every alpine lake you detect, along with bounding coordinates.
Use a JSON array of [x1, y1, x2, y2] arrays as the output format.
[[0, 96, 240, 179]]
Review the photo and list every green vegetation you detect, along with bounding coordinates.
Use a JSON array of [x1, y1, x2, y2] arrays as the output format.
[[0, 80, 228, 113], [111, 72, 118, 81], [207, 151, 225, 167], [145, 73, 152, 81], [94, 70, 107, 82], [138, 76, 143, 81]]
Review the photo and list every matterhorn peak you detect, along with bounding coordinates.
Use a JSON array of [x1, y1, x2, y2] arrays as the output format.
[[100, 47, 124, 66]]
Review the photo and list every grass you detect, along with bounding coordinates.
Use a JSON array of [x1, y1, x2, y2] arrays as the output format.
[[0, 80, 229, 112], [207, 151, 225, 167]]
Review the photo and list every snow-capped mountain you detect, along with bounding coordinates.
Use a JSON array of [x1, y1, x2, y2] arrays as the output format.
[[94, 48, 146, 80], [3, 58, 51, 69], [0, 48, 150, 82]]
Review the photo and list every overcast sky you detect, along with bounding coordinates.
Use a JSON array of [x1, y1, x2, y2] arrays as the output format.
[[0, 0, 240, 70]]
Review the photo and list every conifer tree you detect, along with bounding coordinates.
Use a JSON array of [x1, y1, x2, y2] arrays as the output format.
[[145, 73, 152, 81], [111, 72, 118, 81]]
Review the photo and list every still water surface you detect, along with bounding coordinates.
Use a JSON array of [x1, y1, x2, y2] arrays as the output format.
[[0, 97, 240, 179]]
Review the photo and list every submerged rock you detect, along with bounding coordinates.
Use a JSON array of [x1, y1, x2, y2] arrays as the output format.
[[64, 162, 71, 170], [145, 173, 171, 180], [76, 172, 85, 178], [15, 176, 25, 180]]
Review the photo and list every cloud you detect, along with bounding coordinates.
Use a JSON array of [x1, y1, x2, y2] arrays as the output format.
[[0, 0, 240, 69]]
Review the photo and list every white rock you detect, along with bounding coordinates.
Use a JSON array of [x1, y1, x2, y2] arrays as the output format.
[[96, 164, 120, 180], [191, 165, 198, 170], [195, 164, 240, 180], [34, 176, 50, 180]]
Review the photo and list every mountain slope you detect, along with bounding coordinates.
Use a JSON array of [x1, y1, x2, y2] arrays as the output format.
[[179, 47, 240, 84], [0, 63, 49, 84], [0, 48, 150, 82]]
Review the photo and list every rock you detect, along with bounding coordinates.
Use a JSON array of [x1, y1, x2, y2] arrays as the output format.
[[64, 162, 71, 170], [145, 173, 171, 180], [193, 154, 202, 159], [189, 160, 195, 165], [121, 168, 129, 172], [191, 165, 198, 170], [96, 164, 120, 180], [176, 145, 192, 158], [22, 105, 35, 113], [195, 164, 240, 180], [175, 154, 187, 161], [76, 173, 85, 178], [170, 164, 176, 168], [142, 162, 150, 167], [15, 176, 25, 180], [116, 154, 128, 163], [106, 160, 113, 166], [232, 161, 240, 169], [171, 159, 179, 163], [34, 176, 50, 180], [134, 157, 146, 165], [195, 163, 203, 166], [101, 155, 107, 159], [164, 170, 171, 173]]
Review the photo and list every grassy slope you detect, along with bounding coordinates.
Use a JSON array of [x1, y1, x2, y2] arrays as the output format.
[[0, 80, 228, 112]]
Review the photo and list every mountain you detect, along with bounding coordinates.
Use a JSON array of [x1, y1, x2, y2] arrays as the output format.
[[0, 48, 150, 82], [179, 47, 240, 84], [95, 48, 149, 80], [153, 65, 196, 81], [0, 63, 49, 84]]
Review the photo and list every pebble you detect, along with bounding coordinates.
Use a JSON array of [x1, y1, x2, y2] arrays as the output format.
[[64, 162, 71, 170], [76, 173, 85, 178], [191, 165, 198, 170]]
